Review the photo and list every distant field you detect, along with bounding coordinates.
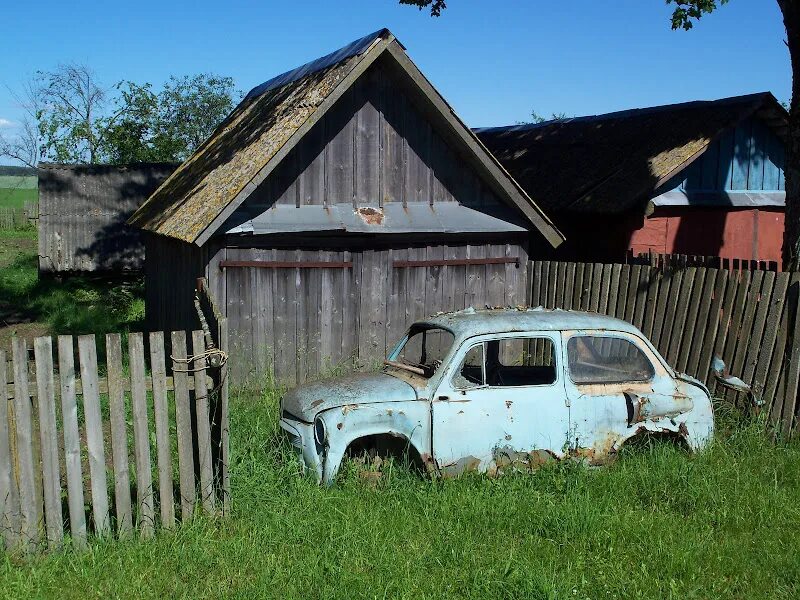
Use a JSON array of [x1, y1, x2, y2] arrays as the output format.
[[0, 185, 37, 208], [0, 175, 37, 189]]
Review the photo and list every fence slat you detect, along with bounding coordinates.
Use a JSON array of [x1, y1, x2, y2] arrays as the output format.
[[192, 331, 215, 516], [149, 331, 175, 529], [106, 334, 132, 538], [78, 334, 110, 537], [769, 274, 799, 424], [754, 273, 788, 404], [220, 319, 231, 515], [12, 338, 39, 550], [783, 285, 800, 436], [129, 333, 155, 538], [676, 268, 706, 374], [727, 270, 765, 403], [0, 349, 20, 549], [697, 270, 729, 385], [57, 335, 86, 548], [171, 331, 195, 521], [33, 337, 62, 550]]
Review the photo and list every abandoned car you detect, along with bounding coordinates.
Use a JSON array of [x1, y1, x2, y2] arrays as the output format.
[[279, 308, 715, 483]]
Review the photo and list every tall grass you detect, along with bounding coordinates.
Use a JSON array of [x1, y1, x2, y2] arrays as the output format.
[[1, 386, 799, 599]]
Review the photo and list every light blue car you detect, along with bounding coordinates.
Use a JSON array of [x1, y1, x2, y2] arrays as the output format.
[[280, 308, 715, 483]]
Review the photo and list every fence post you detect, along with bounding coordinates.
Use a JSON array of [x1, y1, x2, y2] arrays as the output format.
[[149, 331, 175, 529], [57, 335, 86, 548], [11, 338, 39, 551], [106, 333, 133, 538], [33, 337, 62, 550], [171, 331, 195, 521], [129, 333, 155, 538], [192, 331, 215, 516], [0, 349, 20, 549], [78, 334, 110, 537]]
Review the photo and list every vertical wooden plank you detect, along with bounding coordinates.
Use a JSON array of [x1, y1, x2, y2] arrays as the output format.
[[642, 267, 661, 340], [615, 265, 630, 320], [129, 333, 154, 538], [547, 261, 559, 309], [0, 349, 20, 549], [726, 270, 764, 402], [341, 250, 360, 368], [632, 266, 649, 329], [219, 318, 231, 515], [149, 331, 174, 530], [171, 331, 195, 521], [106, 333, 132, 538], [731, 119, 752, 191], [781, 282, 800, 436], [12, 338, 39, 550], [33, 337, 62, 549], [487, 245, 506, 308], [381, 70, 404, 205], [676, 268, 706, 375], [624, 265, 641, 324], [754, 272, 788, 408], [78, 335, 110, 537], [354, 68, 381, 206], [531, 261, 543, 307], [697, 270, 729, 384], [588, 263, 602, 312], [667, 267, 697, 367], [607, 264, 621, 319], [742, 271, 777, 392], [504, 244, 524, 308], [57, 336, 85, 548], [325, 85, 355, 206], [563, 262, 576, 311], [767, 273, 797, 423], [192, 331, 215, 516], [658, 269, 684, 359]]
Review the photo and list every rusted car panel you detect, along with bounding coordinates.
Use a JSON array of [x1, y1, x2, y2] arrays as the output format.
[[279, 308, 717, 484]]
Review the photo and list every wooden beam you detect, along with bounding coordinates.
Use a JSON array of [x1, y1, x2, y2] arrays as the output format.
[[219, 260, 353, 269], [392, 257, 519, 268]]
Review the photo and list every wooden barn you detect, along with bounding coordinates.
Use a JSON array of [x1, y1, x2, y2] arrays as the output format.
[[128, 29, 563, 383], [38, 162, 176, 273], [476, 93, 788, 267]]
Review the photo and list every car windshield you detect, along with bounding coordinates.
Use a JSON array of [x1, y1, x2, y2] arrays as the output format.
[[386, 326, 455, 378]]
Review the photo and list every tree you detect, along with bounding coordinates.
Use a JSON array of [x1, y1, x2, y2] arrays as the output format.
[[35, 63, 110, 163], [401, 0, 800, 268], [0, 69, 240, 166]]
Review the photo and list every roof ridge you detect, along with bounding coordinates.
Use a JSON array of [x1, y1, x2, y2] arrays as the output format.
[[474, 91, 779, 134]]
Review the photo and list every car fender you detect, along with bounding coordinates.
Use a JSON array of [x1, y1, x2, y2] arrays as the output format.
[[316, 400, 431, 484]]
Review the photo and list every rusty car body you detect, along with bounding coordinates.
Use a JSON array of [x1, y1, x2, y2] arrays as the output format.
[[279, 308, 715, 483]]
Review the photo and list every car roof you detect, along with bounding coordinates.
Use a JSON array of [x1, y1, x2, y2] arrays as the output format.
[[417, 307, 644, 341]]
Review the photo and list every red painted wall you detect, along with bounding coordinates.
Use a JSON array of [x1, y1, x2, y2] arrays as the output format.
[[629, 207, 784, 265], [533, 207, 785, 268]]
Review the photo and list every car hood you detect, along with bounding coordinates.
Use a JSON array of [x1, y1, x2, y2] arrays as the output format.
[[281, 372, 418, 421]]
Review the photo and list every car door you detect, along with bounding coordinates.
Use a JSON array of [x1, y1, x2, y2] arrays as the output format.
[[562, 330, 681, 461], [431, 332, 570, 476]]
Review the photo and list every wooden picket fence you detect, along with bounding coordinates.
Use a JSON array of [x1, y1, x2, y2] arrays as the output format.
[[0, 329, 229, 553], [626, 250, 780, 273], [529, 260, 800, 435], [0, 201, 37, 231]]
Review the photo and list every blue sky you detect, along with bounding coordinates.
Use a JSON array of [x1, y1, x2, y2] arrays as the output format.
[[0, 0, 789, 160]]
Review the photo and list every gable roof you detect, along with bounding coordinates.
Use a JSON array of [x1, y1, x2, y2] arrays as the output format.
[[129, 29, 563, 247], [474, 92, 788, 215]]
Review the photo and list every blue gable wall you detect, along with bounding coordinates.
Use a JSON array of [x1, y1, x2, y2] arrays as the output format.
[[658, 116, 785, 201]]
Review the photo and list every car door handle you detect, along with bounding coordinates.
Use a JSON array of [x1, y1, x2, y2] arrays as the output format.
[[438, 395, 449, 401]]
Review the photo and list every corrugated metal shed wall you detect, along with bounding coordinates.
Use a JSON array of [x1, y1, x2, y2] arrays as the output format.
[[38, 163, 177, 273]]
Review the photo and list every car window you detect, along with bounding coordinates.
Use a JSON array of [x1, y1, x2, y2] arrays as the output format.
[[453, 337, 557, 389], [392, 326, 455, 378], [567, 335, 654, 384], [453, 344, 484, 389]]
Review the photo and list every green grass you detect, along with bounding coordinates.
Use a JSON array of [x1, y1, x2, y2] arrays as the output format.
[[1, 389, 798, 599], [0, 186, 37, 209], [0, 230, 144, 340]]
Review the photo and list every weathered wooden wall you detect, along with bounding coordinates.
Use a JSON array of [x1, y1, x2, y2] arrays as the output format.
[[529, 260, 800, 435], [38, 163, 176, 273], [226, 56, 505, 224], [215, 241, 528, 384]]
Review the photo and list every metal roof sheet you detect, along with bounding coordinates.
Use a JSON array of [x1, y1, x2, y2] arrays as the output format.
[[225, 202, 528, 236]]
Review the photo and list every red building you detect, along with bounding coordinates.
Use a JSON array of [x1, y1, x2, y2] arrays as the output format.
[[476, 92, 788, 267]]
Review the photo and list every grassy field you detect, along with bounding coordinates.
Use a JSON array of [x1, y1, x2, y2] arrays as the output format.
[[0, 175, 37, 209], [0, 387, 797, 599], [0, 229, 144, 348]]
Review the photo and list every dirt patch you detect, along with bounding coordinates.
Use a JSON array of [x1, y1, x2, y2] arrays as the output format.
[[0, 233, 35, 269]]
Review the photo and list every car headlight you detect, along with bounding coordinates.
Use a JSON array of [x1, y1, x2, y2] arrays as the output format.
[[314, 416, 327, 446]]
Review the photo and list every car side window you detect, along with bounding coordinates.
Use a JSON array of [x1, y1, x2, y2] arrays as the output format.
[[487, 337, 557, 387], [567, 335, 654, 384], [453, 344, 485, 389]]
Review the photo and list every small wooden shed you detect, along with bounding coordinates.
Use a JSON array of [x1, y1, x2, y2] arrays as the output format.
[[129, 29, 563, 383], [38, 162, 177, 273]]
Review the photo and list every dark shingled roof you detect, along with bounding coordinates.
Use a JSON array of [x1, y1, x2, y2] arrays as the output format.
[[475, 92, 788, 215], [130, 29, 562, 246]]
